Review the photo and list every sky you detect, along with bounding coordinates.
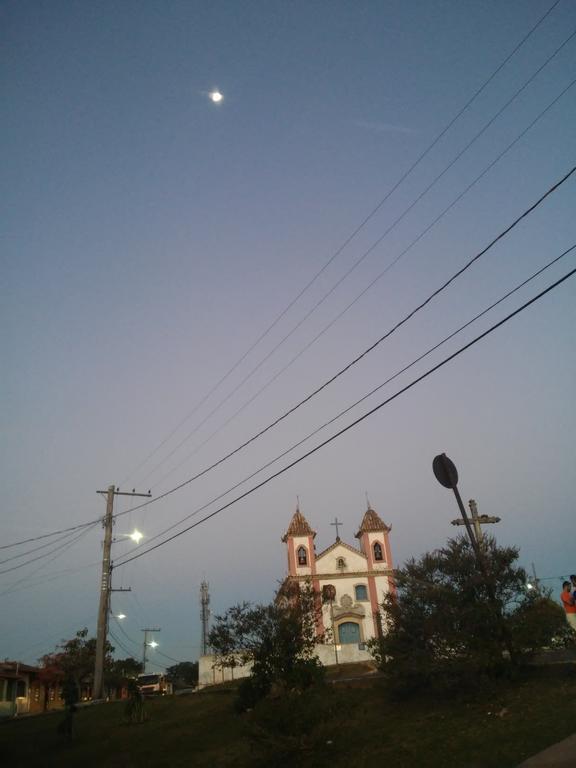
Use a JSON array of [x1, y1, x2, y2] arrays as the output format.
[[1, 0, 575, 668]]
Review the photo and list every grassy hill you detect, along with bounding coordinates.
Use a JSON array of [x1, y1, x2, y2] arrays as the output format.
[[1, 665, 576, 767]]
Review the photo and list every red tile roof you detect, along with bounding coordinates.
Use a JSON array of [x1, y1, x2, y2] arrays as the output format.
[[355, 507, 391, 537], [281, 509, 316, 541]]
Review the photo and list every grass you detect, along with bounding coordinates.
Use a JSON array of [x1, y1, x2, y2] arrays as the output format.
[[1, 665, 576, 767]]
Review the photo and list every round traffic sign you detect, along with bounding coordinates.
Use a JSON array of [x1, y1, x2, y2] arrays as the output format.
[[432, 453, 459, 489]]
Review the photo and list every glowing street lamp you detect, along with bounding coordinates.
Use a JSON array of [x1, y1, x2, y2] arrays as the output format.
[[129, 529, 144, 544], [148, 640, 158, 649]]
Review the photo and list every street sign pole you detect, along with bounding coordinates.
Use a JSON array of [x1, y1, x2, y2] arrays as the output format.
[[432, 453, 481, 559]]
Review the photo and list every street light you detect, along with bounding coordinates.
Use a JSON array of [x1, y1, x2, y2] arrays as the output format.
[[129, 529, 144, 544], [113, 529, 144, 545]]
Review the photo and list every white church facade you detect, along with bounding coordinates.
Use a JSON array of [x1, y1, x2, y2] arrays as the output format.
[[281, 505, 394, 650], [198, 503, 394, 687]]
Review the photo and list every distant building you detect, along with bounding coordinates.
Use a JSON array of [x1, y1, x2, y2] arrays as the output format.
[[198, 502, 395, 687]]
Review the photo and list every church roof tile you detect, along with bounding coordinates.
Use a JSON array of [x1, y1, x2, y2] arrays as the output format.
[[355, 507, 391, 537], [281, 509, 316, 541]]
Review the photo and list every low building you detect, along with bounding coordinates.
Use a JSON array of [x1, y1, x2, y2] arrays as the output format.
[[0, 662, 45, 718]]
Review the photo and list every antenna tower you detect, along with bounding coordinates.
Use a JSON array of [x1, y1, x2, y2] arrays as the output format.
[[200, 581, 210, 655]]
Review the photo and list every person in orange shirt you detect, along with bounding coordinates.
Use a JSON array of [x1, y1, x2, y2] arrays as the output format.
[[561, 581, 576, 632]]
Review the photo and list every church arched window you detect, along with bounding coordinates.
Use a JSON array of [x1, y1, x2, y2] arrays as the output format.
[[355, 584, 368, 601], [373, 542, 384, 561], [336, 557, 346, 569], [297, 546, 308, 566]]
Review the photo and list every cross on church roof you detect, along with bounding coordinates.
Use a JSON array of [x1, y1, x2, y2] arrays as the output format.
[[331, 517, 343, 541]]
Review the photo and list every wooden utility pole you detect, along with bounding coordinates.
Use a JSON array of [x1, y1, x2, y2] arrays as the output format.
[[93, 485, 115, 701], [93, 485, 151, 700], [451, 499, 501, 546]]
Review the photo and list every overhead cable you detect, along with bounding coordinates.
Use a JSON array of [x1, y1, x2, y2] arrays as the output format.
[[0, 518, 103, 551], [113, 243, 576, 556], [112, 162, 576, 523], [145, 40, 576, 485], [121, 0, 563, 486], [0, 523, 99, 576], [115, 263, 576, 567]]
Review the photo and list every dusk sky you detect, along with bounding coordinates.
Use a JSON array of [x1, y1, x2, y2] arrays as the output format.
[[2, 0, 575, 668]]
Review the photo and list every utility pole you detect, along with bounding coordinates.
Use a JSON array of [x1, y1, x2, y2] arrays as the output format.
[[451, 499, 501, 547], [141, 628, 161, 670], [93, 485, 151, 700]]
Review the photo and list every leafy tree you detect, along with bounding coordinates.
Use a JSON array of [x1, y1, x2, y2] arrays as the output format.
[[209, 580, 325, 709], [166, 661, 199, 688], [109, 657, 143, 679], [368, 536, 569, 695], [39, 628, 114, 698], [107, 657, 144, 690]]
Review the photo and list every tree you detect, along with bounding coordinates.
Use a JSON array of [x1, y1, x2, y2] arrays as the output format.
[[368, 536, 569, 695], [106, 657, 144, 694], [166, 661, 199, 688], [39, 628, 114, 699], [109, 657, 143, 680], [209, 580, 325, 709]]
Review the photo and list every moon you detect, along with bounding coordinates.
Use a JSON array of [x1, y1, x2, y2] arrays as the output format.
[[209, 90, 223, 104]]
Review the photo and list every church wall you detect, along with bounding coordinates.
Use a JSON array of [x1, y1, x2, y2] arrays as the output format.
[[316, 547, 367, 574]]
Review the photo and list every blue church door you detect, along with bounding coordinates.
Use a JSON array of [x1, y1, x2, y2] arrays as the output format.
[[338, 622, 361, 644]]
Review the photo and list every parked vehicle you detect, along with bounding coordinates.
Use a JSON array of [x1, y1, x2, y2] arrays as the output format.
[[136, 673, 173, 696]]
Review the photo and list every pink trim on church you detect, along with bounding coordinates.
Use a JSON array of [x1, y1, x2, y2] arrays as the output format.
[[308, 536, 316, 574], [367, 575, 380, 636], [383, 532, 396, 596], [312, 577, 325, 635], [287, 541, 296, 576], [363, 533, 373, 568]]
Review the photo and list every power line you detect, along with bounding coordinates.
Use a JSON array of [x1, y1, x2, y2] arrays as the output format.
[[115, 264, 576, 568], [154, 649, 187, 664], [111, 616, 141, 651], [0, 526, 98, 597], [0, 561, 100, 600], [111, 162, 576, 523], [5, 59, 574, 559], [111, 243, 576, 556], [109, 630, 139, 660], [0, 527, 88, 566], [0, 522, 99, 576], [122, 0, 563, 486], [145, 51, 576, 488], [5, 25, 572, 555], [0, 518, 102, 551]]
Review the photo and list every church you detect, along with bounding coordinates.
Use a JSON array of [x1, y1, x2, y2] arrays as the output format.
[[198, 502, 395, 686], [280, 504, 394, 658]]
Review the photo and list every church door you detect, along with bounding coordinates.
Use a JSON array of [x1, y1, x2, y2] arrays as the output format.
[[338, 622, 361, 644]]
